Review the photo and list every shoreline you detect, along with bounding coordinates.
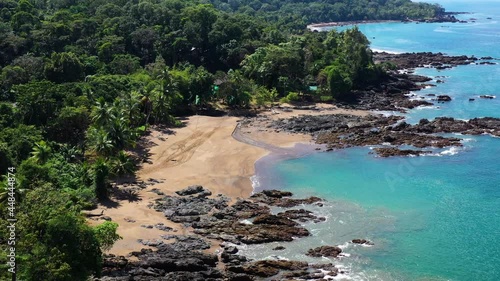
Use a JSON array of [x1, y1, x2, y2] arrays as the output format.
[[100, 51, 487, 256], [101, 105, 369, 256], [307, 12, 470, 31], [307, 19, 400, 30], [97, 51, 500, 280]]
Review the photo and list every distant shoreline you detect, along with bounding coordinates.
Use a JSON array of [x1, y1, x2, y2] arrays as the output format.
[[307, 20, 400, 30], [307, 13, 470, 30]]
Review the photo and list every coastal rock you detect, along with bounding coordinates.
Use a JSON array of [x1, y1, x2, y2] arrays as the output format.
[[278, 209, 325, 223], [99, 244, 221, 280], [252, 214, 298, 227], [154, 192, 229, 226], [232, 260, 309, 277], [175, 185, 212, 197], [373, 52, 477, 69], [250, 190, 323, 207], [373, 147, 432, 157], [480, 95, 495, 99], [262, 189, 293, 198], [352, 239, 375, 245], [306, 246, 343, 258], [437, 95, 452, 102], [271, 114, 500, 157]]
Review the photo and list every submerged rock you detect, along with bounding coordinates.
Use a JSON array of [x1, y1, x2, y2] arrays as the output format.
[[352, 239, 375, 245], [437, 95, 452, 102]]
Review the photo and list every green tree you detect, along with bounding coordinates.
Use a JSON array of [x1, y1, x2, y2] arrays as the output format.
[[45, 52, 85, 83], [93, 221, 122, 252], [17, 188, 102, 281], [31, 140, 52, 164], [324, 62, 353, 100], [92, 157, 109, 200], [110, 150, 136, 176], [108, 54, 140, 75]]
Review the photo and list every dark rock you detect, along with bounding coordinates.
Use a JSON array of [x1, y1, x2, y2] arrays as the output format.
[[251, 191, 323, 207], [352, 239, 374, 245], [277, 209, 324, 223], [253, 214, 298, 227], [273, 246, 286, 251], [480, 95, 495, 99], [176, 185, 212, 196], [239, 260, 308, 277], [373, 147, 432, 157], [224, 246, 239, 254], [306, 246, 343, 258], [437, 95, 452, 102], [261, 189, 293, 198]]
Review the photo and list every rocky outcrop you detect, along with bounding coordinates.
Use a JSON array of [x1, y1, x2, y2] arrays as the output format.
[[352, 239, 374, 246], [306, 246, 343, 258], [250, 190, 323, 207], [373, 147, 432, 157], [175, 185, 212, 197], [153, 192, 229, 225], [480, 95, 495, 99], [437, 95, 452, 102], [98, 188, 342, 281], [278, 209, 326, 223], [373, 52, 478, 69], [99, 244, 221, 281], [270, 114, 500, 157]]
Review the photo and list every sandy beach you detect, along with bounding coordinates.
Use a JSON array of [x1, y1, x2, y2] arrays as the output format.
[[97, 104, 369, 256]]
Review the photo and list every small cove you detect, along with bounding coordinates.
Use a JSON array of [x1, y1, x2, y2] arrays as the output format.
[[246, 2, 500, 280]]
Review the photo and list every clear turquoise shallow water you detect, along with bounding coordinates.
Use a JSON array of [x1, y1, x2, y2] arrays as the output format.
[[244, 2, 500, 280]]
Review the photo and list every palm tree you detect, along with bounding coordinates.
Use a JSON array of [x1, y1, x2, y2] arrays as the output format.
[[93, 157, 109, 200], [151, 69, 180, 124], [31, 140, 52, 164], [87, 127, 113, 156], [111, 151, 136, 176], [91, 97, 115, 127], [120, 91, 144, 127]]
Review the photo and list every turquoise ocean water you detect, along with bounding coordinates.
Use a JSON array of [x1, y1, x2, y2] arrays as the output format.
[[243, 1, 500, 280]]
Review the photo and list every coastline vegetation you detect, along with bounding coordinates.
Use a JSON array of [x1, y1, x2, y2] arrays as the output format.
[[0, 0, 445, 280]]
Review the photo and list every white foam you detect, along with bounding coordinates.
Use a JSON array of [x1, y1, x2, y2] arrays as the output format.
[[250, 175, 260, 192], [413, 105, 438, 110], [239, 219, 253, 225], [434, 28, 455, 33], [264, 255, 289, 260], [371, 48, 401, 54], [462, 138, 475, 143], [338, 242, 350, 250], [440, 146, 461, 156]]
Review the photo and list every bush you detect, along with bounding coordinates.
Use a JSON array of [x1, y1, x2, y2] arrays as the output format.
[[93, 221, 122, 252], [320, 95, 333, 102]]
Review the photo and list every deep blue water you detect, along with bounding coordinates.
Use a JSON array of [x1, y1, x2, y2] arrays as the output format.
[[243, 2, 500, 280]]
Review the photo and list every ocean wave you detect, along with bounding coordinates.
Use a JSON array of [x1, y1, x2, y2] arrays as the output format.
[[434, 28, 455, 33], [371, 48, 401, 54], [338, 242, 350, 250], [250, 175, 260, 193], [439, 146, 461, 156], [425, 146, 462, 157], [413, 105, 438, 110]]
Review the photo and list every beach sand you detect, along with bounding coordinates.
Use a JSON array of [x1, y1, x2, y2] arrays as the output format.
[[96, 104, 369, 256]]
